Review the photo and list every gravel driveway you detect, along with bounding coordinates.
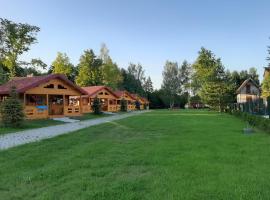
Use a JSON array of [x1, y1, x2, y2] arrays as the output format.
[[0, 110, 150, 150]]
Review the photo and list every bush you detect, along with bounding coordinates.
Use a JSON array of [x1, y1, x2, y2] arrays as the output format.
[[91, 96, 102, 114], [120, 98, 127, 112], [0, 86, 25, 127]]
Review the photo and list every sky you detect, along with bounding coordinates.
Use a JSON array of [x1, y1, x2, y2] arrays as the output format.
[[1, 0, 270, 89]]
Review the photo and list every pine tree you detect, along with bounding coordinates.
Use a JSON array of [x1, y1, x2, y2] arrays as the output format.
[[91, 96, 102, 114], [0, 86, 25, 127]]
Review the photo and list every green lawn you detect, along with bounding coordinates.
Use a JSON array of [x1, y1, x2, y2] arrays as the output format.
[[0, 119, 65, 135], [1, 110, 270, 199]]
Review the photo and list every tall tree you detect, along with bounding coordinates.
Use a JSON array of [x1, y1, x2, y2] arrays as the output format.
[[161, 61, 180, 109], [192, 47, 232, 111], [0, 18, 40, 78], [76, 49, 103, 86], [51, 52, 74, 80], [179, 60, 192, 92], [143, 76, 154, 99], [99, 44, 122, 89]]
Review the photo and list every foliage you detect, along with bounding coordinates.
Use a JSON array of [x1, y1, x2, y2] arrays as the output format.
[[91, 96, 102, 114], [262, 75, 270, 97], [99, 44, 123, 89], [51, 52, 74, 80], [119, 68, 145, 95], [0, 18, 40, 78], [179, 60, 192, 92], [76, 49, 103, 86], [192, 47, 233, 111], [161, 61, 180, 108], [120, 98, 127, 112], [0, 86, 24, 127]]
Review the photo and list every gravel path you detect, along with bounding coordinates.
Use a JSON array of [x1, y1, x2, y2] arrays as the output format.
[[0, 110, 150, 150]]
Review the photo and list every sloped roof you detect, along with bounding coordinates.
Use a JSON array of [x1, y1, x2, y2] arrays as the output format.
[[114, 90, 136, 100], [82, 86, 119, 98], [236, 78, 260, 94], [0, 74, 87, 95]]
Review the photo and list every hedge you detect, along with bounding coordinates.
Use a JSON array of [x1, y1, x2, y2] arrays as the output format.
[[230, 110, 270, 133]]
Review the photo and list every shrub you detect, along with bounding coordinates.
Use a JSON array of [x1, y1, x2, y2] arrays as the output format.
[[0, 86, 25, 127], [120, 98, 127, 112], [91, 96, 102, 114]]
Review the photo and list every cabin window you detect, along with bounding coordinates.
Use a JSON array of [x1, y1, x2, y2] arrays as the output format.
[[58, 84, 67, 89], [105, 92, 109, 95], [246, 85, 251, 94], [99, 92, 103, 95], [44, 84, 54, 89]]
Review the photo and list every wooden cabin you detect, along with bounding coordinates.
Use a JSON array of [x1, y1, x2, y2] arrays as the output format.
[[81, 86, 119, 113], [114, 90, 136, 111], [140, 97, 150, 109], [236, 78, 260, 103], [0, 74, 87, 119], [130, 94, 149, 110]]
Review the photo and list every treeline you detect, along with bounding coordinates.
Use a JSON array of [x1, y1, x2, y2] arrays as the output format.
[[0, 18, 153, 98], [157, 47, 260, 110]]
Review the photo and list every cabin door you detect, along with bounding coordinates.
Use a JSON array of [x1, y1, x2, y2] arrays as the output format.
[[48, 95, 64, 116]]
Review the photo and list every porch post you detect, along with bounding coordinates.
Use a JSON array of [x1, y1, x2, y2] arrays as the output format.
[[46, 94, 49, 117], [23, 93, 26, 106], [63, 95, 65, 115]]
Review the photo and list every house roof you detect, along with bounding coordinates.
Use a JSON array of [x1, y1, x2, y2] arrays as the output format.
[[114, 90, 136, 100], [236, 78, 260, 94], [82, 86, 119, 98], [0, 74, 87, 95]]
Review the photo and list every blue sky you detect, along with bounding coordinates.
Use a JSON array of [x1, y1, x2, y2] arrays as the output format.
[[1, 0, 270, 88]]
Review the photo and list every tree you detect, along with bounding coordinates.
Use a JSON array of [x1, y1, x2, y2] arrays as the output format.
[[161, 61, 180, 109], [0, 18, 40, 78], [119, 68, 144, 95], [52, 52, 74, 80], [143, 76, 153, 99], [0, 86, 25, 127], [99, 44, 123, 89], [76, 49, 103, 86], [91, 96, 102, 114], [179, 60, 192, 91], [192, 47, 232, 111]]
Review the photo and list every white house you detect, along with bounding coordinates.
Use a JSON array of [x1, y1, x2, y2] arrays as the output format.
[[236, 78, 260, 103]]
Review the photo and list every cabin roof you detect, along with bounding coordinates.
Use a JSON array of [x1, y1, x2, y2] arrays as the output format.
[[236, 78, 260, 94], [82, 86, 119, 98], [0, 74, 87, 95], [114, 90, 136, 100]]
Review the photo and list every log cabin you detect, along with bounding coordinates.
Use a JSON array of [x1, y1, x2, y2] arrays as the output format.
[[81, 86, 119, 112], [0, 74, 87, 119], [114, 90, 136, 111]]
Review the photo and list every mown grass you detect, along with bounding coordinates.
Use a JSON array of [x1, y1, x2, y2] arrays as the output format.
[[1, 110, 270, 199], [0, 119, 64, 135]]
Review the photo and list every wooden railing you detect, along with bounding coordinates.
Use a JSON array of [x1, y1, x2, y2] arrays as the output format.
[[24, 106, 48, 119], [64, 106, 81, 116]]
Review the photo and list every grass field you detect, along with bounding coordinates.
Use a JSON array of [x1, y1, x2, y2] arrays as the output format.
[[1, 110, 270, 199]]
